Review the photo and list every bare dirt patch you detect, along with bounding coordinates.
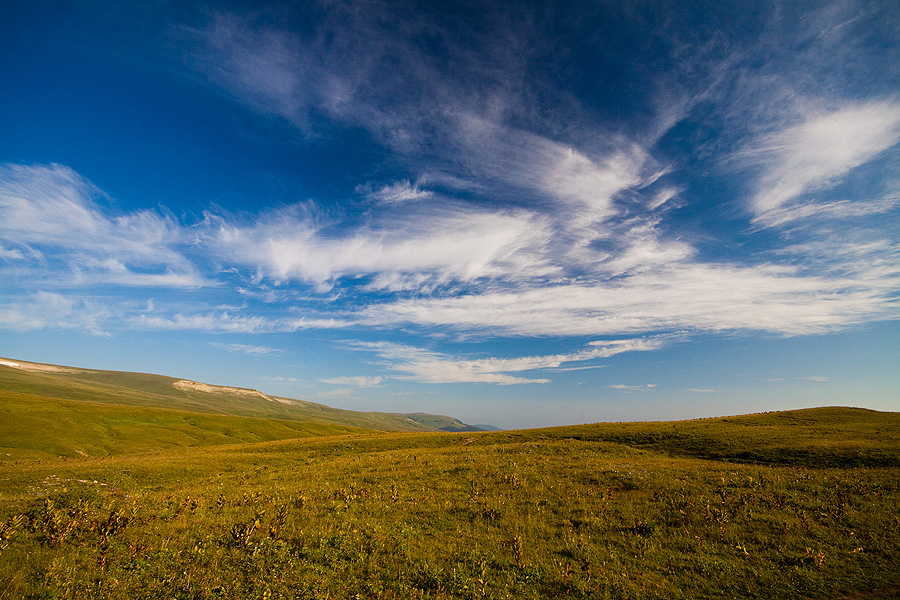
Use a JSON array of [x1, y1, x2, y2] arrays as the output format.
[[0, 359, 82, 374], [173, 379, 282, 403]]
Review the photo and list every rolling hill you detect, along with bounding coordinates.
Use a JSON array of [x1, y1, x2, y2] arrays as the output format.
[[0, 357, 484, 459]]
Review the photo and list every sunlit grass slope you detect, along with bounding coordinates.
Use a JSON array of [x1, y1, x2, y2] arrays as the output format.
[[0, 391, 369, 460], [0, 358, 479, 438], [0, 407, 898, 599], [493, 406, 900, 468]]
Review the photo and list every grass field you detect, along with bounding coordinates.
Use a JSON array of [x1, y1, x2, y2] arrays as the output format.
[[1, 403, 898, 599]]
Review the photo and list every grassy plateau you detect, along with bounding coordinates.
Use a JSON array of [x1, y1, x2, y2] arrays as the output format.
[[1, 359, 899, 599]]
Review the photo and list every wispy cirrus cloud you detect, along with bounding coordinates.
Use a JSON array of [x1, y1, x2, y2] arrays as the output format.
[[753, 193, 900, 229], [212, 343, 282, 355], [3, 159, 898, 345], [741, 101, 900, 227], [183, 9, 658, 231], [359, 257, 897, 337], [0, 163, 206, 288], [132, 309, 352, 334], [207, 202, 555, 290], [0, 291, 111, 336], [609, 384, 656, 391], [132, 311, 269, 334], [0, 245, 25, 260], [360, 180, 434, 205], [345, 338, 664, 385], [183, 12, 312, 129]]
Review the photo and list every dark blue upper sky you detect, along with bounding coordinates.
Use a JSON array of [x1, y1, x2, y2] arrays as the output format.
[[1, 0, 898, 427]]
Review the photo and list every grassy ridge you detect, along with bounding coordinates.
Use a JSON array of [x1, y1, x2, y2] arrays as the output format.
[[0, 392, 370, 460], [0, 408, 898, 599], [0, 359, 479, 434], [491, 407, 900, 468]]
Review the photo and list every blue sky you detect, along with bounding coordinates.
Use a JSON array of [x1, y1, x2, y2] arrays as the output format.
[[1, 0, 898, 429]]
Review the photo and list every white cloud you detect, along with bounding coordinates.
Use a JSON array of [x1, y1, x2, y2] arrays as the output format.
[[540, 146, 644, 225], [450, 114, 650, 228], [132, 312, 268, 334], [805, 376, 829, 382], [749, 193, 899, 229], [128, 308, 352, 334], [209, 203, 555, 289], [609, 384, 656, 391], [282, 316, 354, 330], [599, 221, 695, 275], [360, 256, 897, 337], [346, 338, 662, 385], [186, 12, 656, 232], [0, 246, 25, 260], [743, 101, 900, 225], [363, 180, 433, 205], [686, 388, 717, 393], [647, 187, 680, 211], [543, 364, 608, 372], [0, 163, 205, 288], [4, 160, 897, 344], [212, 343, 281, 355], [0, 292, 110, 336], [186, 13, 310, 128]]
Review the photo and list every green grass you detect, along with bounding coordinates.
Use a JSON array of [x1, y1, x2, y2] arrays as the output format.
[[0, 359, 479, 435], [490, 407, 900, 468], [1, 407, 898, 599], [0, 392, 369, 460]]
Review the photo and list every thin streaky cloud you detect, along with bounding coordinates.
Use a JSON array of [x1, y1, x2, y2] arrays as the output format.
[[344, 338, 662, 385], [0, 291, 111, 337], [0, 246, 25, 260], [609, 384, 657, 391], [742, 101, 900, 226], [184, 12, 311, 128], [212, 343, 282, 356], [132, 312, 269, 334], [362, 180, 434, 205], [0, 163, 206, 288], [208, 202, 555, 289], [755, 194, 900, 229], [360, 259, 898, 337]]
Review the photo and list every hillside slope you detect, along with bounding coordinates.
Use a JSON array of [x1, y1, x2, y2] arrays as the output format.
[[491, 406, 900, 467], [0, 357, 478, 431], [0, 357, 483, 458]]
